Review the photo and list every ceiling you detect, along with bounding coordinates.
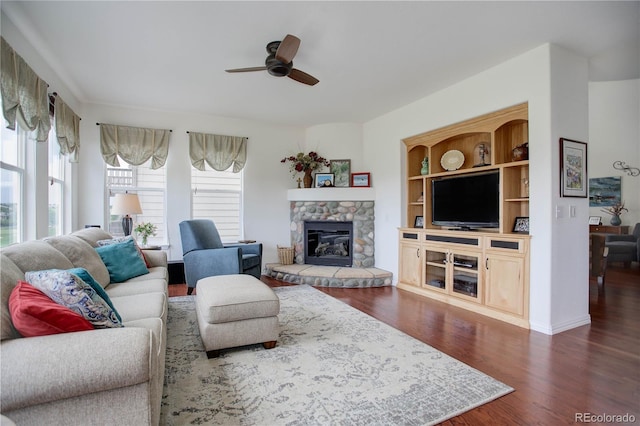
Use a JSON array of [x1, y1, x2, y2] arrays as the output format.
[[2, 1, 638, 127]]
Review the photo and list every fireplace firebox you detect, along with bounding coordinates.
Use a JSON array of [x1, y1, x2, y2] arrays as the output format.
[[304, 221, 353, 267]]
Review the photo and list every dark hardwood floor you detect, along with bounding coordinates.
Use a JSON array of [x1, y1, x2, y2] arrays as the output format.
[[169, 265, 640, 425]]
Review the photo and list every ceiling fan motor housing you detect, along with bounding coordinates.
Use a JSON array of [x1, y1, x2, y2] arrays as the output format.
[[265, 41, 292, 77], [265, 55, 293, 77]]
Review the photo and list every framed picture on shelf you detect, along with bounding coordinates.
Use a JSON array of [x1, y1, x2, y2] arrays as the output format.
[[330, 159, 351, 187], [314, 173, 335, 188], [560, 138, 588, 198], [513, 216, 529, 234], [589, 216, 602, 225], [351, 172, 370, 187], [414, 216, 424, 228]]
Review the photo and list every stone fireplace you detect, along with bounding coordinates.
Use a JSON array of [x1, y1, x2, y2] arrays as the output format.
[[288, 188, 375, 267]]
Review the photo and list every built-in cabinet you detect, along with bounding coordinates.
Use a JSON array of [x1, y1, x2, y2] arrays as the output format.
[[398, 103, 531, 328]]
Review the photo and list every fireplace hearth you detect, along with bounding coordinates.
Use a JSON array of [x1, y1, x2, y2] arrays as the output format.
[[304, 221, 353, 267]]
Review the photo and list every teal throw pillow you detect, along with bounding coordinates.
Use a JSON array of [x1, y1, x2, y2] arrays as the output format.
[[68, 267, 122, 322], [25, 269, 123, 329], [95, 238, 149, 283]]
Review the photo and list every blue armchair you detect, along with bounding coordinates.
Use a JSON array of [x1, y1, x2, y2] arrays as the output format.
[[605, 223, 639, 268], [179, 219, 263, 294]]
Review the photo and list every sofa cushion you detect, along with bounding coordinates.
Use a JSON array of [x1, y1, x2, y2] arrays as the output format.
[[9, 281, 94, 337], [25, 269, 123, 329], [1, 255, 25, 341], [95, 238, 149, 283], [69, 227, 115, 247], [2, 240, 74, 276], [68, 268, 122, 322], [45, 235, 111, 287], [111, 292, 167, 323], [105, 274, 167, 298]]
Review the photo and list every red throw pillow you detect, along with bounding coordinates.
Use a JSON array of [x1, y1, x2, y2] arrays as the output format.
[[9, 281, 94, 337]]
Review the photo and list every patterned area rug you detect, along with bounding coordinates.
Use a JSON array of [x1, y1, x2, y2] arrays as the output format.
[[161, 285, 513, 425]]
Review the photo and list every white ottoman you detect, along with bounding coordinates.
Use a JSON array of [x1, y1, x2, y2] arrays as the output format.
[[195, 274, 280, 358]]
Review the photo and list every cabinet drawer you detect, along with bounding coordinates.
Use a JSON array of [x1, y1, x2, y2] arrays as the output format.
[[486, 237, 528, 254]]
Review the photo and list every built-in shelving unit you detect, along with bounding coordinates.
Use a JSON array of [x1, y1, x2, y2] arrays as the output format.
[[398, 103, 531, 328]]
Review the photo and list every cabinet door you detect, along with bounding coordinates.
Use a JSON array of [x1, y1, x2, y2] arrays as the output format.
[[450, 250, 482, 303], [485, 254, 525, 316], [399, 241, 422, 287], [423, 245, 448, 292]]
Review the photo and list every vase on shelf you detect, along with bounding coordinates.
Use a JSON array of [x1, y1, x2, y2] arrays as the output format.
[[303, 169, 313, 188], [610, 214, 622, 226], [420, 157, 429, 175]]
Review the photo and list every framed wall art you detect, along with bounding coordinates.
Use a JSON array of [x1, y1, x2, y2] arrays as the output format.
[[314, 173, 334, 188], [351, 172, 370, 187], [330, 159, 351, 187], [588, 176, 621, 207], [560, 138, 588, 198]]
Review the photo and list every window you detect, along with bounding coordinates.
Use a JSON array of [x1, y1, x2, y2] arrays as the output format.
[[48, 126, 64, 236], [0, 125, 25, 246], [191, 167, 242, 242], [106, 156, 166, 245]]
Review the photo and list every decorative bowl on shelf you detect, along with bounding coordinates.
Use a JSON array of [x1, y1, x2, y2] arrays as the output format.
[[441, 150, 465, 171]]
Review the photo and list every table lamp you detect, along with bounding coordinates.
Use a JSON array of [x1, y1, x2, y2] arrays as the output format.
[[111, 193, 142, 236]]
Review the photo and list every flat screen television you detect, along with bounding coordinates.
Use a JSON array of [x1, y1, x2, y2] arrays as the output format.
[[431, 171, 500, 230]]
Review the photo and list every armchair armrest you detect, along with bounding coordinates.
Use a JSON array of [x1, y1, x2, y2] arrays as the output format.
[[182, 247, 243, 287], [605, 234, 637, 243], [1, 327, 155, 412], [225, 242, 262, 257]]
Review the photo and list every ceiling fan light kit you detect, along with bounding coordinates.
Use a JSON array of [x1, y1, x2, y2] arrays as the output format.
[[226, 34, 319, 86]]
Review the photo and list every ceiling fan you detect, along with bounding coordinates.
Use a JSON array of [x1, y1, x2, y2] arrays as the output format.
[[225, 34, 319, 86]]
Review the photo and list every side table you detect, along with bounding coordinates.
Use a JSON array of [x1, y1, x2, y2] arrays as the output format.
[[589, 225, 629, 235]]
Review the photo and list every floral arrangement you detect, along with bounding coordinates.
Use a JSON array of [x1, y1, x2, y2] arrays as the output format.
[[280, 151, 330, 175], [601, 201, 628, 216], [134, 222, 157, 246]]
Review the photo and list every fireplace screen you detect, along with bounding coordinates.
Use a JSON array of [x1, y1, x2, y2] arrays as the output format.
[[304, 221, 353, 267]]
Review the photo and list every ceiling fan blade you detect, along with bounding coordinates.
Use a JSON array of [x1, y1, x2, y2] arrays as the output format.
[[275, 34, 300, 63], [289, 68, 319, 86], [225, 66, 267, 73]]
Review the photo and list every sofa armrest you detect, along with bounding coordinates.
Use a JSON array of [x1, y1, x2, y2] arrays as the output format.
[[1, 327, 156, 412], [183, 247, 242, 287], [141, 249, 167, 268]]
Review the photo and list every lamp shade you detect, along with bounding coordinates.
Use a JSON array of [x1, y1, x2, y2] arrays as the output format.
[[111, 193, 142, 215]]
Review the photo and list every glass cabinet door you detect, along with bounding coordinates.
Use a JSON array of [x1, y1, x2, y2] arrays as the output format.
[[423, 246, 447, 291], [451, 252, 481, 302]]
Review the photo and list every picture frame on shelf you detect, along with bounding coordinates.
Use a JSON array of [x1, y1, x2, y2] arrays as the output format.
[[351, 172, 370, 187], [513, 216, 530, 234], [414, 216, 424, 228], [560, 138, 588, 198], [330, 159, 351, 187], [314, 173, 335, 188], [589, 216, 602, 225]]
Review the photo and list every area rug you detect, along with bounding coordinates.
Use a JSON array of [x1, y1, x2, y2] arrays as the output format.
[[161, 285, 513, 425]]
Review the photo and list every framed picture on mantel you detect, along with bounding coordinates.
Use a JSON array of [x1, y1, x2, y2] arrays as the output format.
[[351, 172, 370, 187]]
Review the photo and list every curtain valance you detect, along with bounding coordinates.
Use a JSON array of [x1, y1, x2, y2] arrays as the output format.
[[53, 95, 81, 162], [188, 132, 247, 172], [1, 37, 51, 142], [100, 123, 170, 170]]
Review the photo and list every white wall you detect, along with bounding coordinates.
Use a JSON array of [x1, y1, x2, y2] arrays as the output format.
[[588, 80, 640, 226], [363, 44, 591, 334]]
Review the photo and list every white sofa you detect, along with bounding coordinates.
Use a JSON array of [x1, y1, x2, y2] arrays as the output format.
[[0, 228, 168, 425]]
